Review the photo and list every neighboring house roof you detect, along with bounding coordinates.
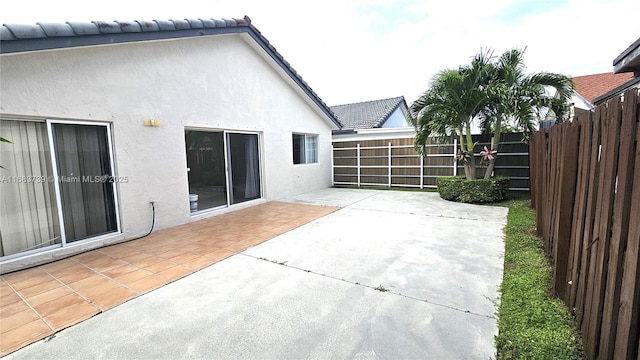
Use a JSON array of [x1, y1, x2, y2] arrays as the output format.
[[0, 16, 342, 129], [330, 96, 407, 129], [571, 72, 634, 103], [593, 76, 640, 104]]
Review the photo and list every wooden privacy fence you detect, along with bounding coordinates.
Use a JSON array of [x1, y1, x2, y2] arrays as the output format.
[[332, 132, 530, 190], [529, 88, 640, 360]]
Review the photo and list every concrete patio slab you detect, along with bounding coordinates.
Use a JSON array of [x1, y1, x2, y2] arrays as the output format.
[[7, 188, 508, 359]]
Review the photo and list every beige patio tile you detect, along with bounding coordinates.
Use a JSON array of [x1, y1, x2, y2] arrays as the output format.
[[118, 252, 154, 265], [44, 301, 100, 331], [76, 280, 128, 301], [182, 256, 215, 270], [43, 262, 87, 277], [0, 299, 30, 318], [115, 269, 154, 285], [167, 252, 200, 265], [4, 269, 53, 290], [55, 267, 97, 284], [1, 308, 40, 334], [39, 258, 78, 273], [203, 249, 236, 262], [16, 279, 62, 298], [89, 259, 129, 273], [156, 248, 188, 259], [66, 275, 114, 292], [1, 268, 47, 285], [126, 255, 164, 269], [102, 264, 139, 278], [221, 243, 249, 252], [127, 274, 168, 293], [158, 265, 192, 281], [0, 284, 22, 307], [33, 293, 87, 317], [73, 251, 109, 264], [97, 244, 135, 257], [0, 319, 52, 357], [24, 286, 75, 308], [143, 260, 179, 273], [91, 287, 137, 311]]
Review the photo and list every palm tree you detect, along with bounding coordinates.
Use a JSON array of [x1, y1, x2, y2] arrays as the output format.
[[479, 48, 574, 179], [408, 50, 494, 180]]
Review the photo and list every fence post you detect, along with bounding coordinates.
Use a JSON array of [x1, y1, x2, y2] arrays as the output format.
[[490, 136, 495, 178], [453, 138, 458, 176], [388, 142, 392, 187], [331, 143, 335, 186], [357, 143, 361, 187], [420, 154, 424, 189]]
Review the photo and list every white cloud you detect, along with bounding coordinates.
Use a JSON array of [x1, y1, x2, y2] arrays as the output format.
[[1, 0, 638, 105]]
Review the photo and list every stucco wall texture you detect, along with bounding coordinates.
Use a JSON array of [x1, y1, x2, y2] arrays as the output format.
[[0, 33, 334, 266]]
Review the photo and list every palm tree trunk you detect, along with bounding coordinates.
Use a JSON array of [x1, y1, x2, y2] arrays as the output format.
[[484, 117, 502, 179], [464, 120, 476, 180]]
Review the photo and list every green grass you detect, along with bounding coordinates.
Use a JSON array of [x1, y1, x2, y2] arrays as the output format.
[[494, 194, 584, 359]]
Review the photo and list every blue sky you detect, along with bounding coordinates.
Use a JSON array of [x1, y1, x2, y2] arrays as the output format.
[[1, 0, 638, 106]]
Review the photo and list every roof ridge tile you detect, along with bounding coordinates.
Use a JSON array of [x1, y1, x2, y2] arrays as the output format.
[[115, 20, 142, 33], [136, 20, 159, 32], [66, 22, 100, 35], [92, 21, 121, 34], [38, 22, 75, 37]]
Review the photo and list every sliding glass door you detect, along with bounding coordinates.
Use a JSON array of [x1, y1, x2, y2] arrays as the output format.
[[50, 123, 118, 242], [0, 119, 119, 258], [185, 130, 261, 213], [185, 131, 228, 211], [227, 133, 261, 205], [0, 120, 61, 257]]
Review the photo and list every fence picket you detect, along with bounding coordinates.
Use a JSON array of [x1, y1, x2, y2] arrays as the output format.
[[599, 89, 637, 358], [531, 88, 640, 359], [567, 112, 593, 309], [613, 90, 640, 360]]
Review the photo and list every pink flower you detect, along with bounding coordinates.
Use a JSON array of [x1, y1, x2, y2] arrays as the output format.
[[480, 146, 497, 161]]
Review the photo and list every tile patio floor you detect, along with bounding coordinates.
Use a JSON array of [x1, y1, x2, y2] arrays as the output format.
[[0, 201, 338, 357]]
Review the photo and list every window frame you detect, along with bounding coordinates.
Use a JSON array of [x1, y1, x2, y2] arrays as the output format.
[[292, 133, 318, 165]]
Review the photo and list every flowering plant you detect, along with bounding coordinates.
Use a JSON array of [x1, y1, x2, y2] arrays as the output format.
[[479, 146, 497, 165], [456, 150, 473, 163]]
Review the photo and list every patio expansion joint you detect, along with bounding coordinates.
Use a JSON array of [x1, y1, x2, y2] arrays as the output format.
[[39, 261, 140, 312], [346, 205, 507, 224], [241, 253, 496, 320]]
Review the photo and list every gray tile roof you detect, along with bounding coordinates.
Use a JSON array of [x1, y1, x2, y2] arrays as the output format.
[[330, 96, 406, 129], [1, 16, 342, 129]]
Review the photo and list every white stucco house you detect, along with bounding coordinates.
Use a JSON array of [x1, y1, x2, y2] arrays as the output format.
[[330, 96, 415, 140], [0, 16, 342, 272], [330, 96, 409, 130]]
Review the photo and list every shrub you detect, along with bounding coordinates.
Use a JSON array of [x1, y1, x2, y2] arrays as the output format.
[[437, 176, 510, 203]]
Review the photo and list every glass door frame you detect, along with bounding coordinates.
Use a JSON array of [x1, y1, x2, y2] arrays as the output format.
[[225, 131, 262, 206], [186, 128, 263, 215], [46, 119, 121, 246]]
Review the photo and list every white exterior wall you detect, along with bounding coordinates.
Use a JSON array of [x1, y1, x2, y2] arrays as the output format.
[[0, 34, 334, 268]]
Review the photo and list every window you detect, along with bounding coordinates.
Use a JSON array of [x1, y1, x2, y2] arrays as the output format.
[[292, 133, 318, 164]]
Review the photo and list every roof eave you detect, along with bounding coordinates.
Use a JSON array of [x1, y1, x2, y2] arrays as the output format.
[[0, 16, 343, 129], [613, 37, 640, 74]]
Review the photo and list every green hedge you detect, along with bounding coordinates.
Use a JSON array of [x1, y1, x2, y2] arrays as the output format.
[[437, 176, 510, 203]]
